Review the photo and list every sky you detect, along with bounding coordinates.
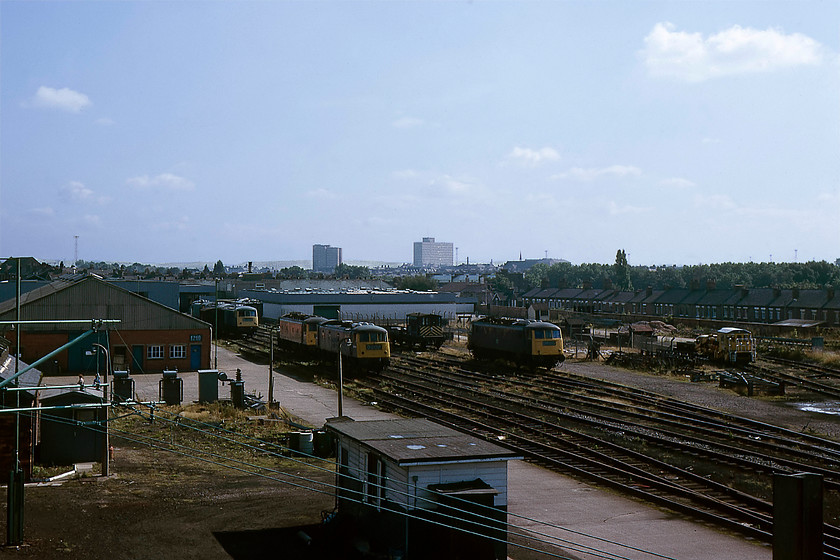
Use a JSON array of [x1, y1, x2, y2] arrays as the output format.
[[1, 1, 838, 268]]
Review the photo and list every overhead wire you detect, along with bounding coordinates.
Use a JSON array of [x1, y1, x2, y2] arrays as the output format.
[[37, 409, 602, 560], [122, 400, 678, 560], [36, 401, 678, 560]]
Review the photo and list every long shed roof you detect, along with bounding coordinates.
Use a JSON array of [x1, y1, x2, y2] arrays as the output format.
[[0, 275, 208, 331]]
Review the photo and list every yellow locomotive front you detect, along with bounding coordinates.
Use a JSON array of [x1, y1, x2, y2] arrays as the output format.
[[349, 323, 391, 368], [234, 305, 259, 333], [526, 321, 565, 367], [715, 327, 756, 364]]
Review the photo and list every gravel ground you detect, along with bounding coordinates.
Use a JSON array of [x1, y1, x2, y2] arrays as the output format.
[[562, 357, 840, 441]]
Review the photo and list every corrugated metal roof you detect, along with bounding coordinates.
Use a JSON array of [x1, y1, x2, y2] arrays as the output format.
[[0, 276, 208, 332]]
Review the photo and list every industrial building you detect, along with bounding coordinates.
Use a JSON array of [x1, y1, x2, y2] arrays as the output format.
[[413, 237, 454, 268], [0, 275, 212, 374], [239, 287, 471, 322], [326, 417, 519, 560], [312, 244, 342, 274]]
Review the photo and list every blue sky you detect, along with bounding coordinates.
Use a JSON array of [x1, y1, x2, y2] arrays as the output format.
[[1, 1, 837, 267]]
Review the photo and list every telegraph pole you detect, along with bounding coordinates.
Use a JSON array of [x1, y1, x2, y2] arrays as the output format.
[[7, 257, 23, 546]]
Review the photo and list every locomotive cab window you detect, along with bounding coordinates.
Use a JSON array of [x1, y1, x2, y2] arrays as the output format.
[[359, 332, 386, 343], [533, 329, 560, 339]]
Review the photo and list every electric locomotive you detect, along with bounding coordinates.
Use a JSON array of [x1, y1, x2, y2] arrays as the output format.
[[318, 320, 391, 373], [276, 312, 330, 355], [191, 299, 259, 337], [468, 317, 564, 369]]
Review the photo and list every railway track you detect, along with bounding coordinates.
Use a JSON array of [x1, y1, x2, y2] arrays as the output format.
[[235, 330, 840, 555], [358, 356, 840, 555], [761, 356, 840, 380], [745, 362, 840, 400]]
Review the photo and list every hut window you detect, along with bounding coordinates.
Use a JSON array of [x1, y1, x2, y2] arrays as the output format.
[[147, 345, 164, 359], [169, 345, 186, 359]]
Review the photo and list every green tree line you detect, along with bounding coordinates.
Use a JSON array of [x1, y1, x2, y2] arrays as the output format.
[[491, 258, 840, 301]]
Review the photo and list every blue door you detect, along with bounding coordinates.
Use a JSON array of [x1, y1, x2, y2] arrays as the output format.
[[190, 344, 202, 370]]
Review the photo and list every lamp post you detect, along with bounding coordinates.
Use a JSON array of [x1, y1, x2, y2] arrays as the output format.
[[90, 343, 110, 477], [337, 338, 351, 417], [214, 277, 219, 369]]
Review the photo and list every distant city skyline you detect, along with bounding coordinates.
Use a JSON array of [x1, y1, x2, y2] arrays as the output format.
[[2, 2, 837, 266]]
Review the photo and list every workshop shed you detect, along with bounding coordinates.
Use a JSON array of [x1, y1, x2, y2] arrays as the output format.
[[0, 274, 211, 374]]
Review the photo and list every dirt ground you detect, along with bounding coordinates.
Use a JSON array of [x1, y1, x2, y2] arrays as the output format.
[[0, 437, 338, 560]]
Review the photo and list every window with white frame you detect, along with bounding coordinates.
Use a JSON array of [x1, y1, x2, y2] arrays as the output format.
[[170, 345, 186, 359], [147, 345, 164, 359]]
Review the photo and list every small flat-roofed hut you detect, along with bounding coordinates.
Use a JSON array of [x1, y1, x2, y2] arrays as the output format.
[[325, 417, 520, 560]]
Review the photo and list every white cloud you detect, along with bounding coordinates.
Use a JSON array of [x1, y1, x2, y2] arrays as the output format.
[[82, 214, 102, 227], [150, 216, 190, 232], [641, 22, 826, 82], [659, 177, 696, 189], [427, 174, 482, 197], [524, 193, 559, 207], [609, 201, 650, 215], [553, 165, 642, 181], [507, 146, 560, 166], [126, 173, 195, 191], [392, 169, 419, 180], [29, 207, 55, 217], [305, 188, 339, 200], [29, 86, 92, 112], [61, 181, 94, 201], [392, 116, 425, 128], [693, 193, 737, 210]]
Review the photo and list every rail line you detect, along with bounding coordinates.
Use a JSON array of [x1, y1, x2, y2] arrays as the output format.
[[235, 329, 840, 556], [357, 355, 840, 556]]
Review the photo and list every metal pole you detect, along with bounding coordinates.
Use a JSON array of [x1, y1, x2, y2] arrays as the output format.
[[7, 257, 23, 546], [214, 278, 219, 369], [337, 346, 344, 417], [269, 331, 274, 407], [91, 343, 110, 477]]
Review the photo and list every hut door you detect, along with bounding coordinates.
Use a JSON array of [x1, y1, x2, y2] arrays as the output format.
[[366, 453, 385, 509]]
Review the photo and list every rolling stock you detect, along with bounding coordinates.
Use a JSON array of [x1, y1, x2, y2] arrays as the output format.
[[388, 313, 447, 350], [468, 317, 564, 369], [276, 312, 329, 352], [275, 313, 391, 373], [191, 299, 259, 337], [634, 327, 756, 365], [697, 327, 756, 365]]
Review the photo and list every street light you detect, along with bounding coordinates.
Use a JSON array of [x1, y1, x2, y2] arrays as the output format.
[[90, 343, 110, 477], [214, 277, 219, 369]]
